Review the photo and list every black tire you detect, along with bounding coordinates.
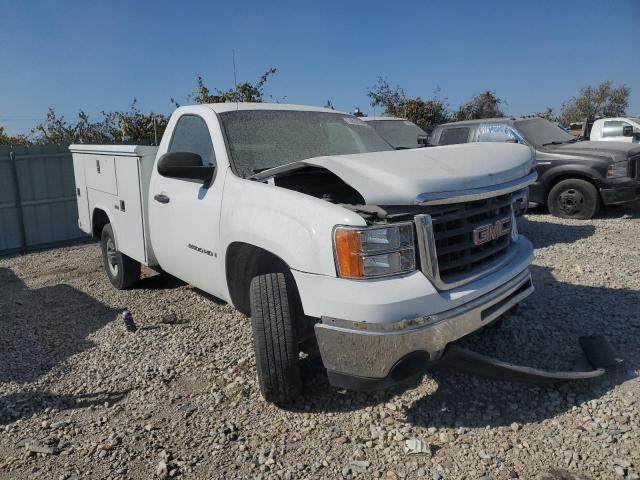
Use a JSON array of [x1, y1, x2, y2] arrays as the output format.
[[547, 179, 600, 220], [250, 272, 301, 404], [100, 223, 141, 289]]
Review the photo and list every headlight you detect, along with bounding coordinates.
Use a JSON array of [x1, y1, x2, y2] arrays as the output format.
[[333, 223, 416, 279], [607, 162, 629, 179]]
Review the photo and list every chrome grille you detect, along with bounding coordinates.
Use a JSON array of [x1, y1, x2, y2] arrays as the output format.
[[415, 193, 514, 290]]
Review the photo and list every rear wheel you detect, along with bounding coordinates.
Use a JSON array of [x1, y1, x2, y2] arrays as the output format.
[[100, 223, 140, 289], [250, 272, 302, 404], [547, 179, 600, 219]]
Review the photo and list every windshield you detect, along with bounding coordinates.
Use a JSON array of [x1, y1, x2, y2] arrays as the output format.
[[513, 118, 575, 147], [219, 110, 393, 178], [367, 119, 426, 149]]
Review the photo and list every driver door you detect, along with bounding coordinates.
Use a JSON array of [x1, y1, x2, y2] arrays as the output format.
[[148, 113, 224, 294]]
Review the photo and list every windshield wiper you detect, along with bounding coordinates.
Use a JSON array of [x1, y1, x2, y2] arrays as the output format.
[[542, 139, 577, 146], [246, 167, 274, 181]]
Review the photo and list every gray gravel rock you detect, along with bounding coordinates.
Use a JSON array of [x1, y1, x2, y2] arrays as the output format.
[[1, 202, 639, 479]]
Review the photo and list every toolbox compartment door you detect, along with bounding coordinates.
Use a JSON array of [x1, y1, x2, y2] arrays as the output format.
[[72, 154, 91, 234], [110, 156, 147, 264], [85, 154, 118, 196]]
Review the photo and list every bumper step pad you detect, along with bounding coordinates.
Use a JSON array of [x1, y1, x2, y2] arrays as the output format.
[[438, 335, 620, 384]]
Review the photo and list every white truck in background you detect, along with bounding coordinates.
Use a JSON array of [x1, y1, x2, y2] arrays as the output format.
[[589, 117, 640, 143], [71, 103, 538, 403]]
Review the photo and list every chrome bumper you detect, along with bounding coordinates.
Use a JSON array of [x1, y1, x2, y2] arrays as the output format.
[[314, 267, 534, 380]]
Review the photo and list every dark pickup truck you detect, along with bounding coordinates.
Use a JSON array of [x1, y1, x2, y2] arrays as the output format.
[[430, 117, 640, 219]]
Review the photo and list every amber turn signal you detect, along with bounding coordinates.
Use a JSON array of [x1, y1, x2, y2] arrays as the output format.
[[334, 228, 364, 278]]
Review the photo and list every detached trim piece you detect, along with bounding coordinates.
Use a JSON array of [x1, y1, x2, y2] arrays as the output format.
[[437, 338, 609, 383], [415, 171, 537, 206]]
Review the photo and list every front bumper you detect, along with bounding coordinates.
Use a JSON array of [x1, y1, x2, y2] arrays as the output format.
[[600, 180, 640, 205], [314, 267, 534, 384]]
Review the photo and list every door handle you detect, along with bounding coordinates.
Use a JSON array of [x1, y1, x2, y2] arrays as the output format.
[[154, 194, 170, 204]]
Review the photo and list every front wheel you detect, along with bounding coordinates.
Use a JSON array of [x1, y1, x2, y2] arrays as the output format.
[[547, 179, 600, 220], [250, 272, 302, 404], [100, 223, 141, 289]]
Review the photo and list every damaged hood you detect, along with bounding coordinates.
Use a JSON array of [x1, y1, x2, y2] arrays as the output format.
[[253, 143, 534, 204]]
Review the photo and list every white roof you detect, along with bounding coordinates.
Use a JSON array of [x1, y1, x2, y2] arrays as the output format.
[[594, 117, 640, 123], [68, 144, 159, 156], [204, 102, 348, 115], [361, 116, 405, 122]]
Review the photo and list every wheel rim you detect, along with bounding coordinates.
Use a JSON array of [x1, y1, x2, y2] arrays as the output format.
[[557, 188, 585, 216], [106, 238, 118, 276]]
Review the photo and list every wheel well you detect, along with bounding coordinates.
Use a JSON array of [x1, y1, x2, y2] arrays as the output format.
[[544, 174, 599, 202], [91, 209, 110, 238], [225, 242, 295, 316]]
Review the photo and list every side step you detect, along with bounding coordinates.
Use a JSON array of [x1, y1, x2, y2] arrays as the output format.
[[438, 335, 620, 384]]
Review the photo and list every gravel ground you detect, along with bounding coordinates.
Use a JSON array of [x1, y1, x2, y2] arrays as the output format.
[[1, 203, 639, 480]]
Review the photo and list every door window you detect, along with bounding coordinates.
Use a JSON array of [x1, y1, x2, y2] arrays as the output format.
[[169, 115, 216, 166], [602, 120, 631, 138], [476, 123, 522, 143], [439, 127, 470, 145]]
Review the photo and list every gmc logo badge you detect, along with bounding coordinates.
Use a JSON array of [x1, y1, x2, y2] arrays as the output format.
[[473, 217, 511, 246]]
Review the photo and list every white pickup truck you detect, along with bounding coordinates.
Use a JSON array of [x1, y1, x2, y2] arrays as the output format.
[[589, 117, 640, 143], [71, 103, 537, 403]]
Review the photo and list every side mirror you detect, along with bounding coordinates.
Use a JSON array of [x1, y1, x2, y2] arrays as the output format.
[[623, 125, 634, 137], [157, 152, 215, 184]]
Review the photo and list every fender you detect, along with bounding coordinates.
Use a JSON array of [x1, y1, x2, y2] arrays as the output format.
[[530, 163, 604, 204], [219, 174, 366, 278], [90, 205, 117, 247]]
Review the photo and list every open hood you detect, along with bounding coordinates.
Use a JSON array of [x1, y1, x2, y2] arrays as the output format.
[[253, 143, 534, 205]]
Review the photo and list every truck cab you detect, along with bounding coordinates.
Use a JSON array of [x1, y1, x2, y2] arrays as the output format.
[[72, 103, 536, 403], [590, 117, 640, 143]]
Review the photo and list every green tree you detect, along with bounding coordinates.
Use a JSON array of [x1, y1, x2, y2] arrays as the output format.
[[32, 109, 119, 144], [558, 81, 630, 125], [0, 126, 29, 145], [367, 78, 449, 126], [31, 109, 73, 143], [31, 101, 168, 145], [111, 99, 168, 144], [455, 91, 505, 120], [192, 68, 277, 104]]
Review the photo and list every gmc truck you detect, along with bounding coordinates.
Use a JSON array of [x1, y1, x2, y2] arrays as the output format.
[[71, 103, 538, 403], [430, 117, 640, 219]]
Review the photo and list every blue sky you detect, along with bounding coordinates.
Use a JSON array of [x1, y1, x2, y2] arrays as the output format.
[[1, 0, 638, 134]]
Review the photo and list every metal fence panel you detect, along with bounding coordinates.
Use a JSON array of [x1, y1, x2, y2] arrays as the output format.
[[0, 147, 23, 252], [0, 144, 87, 255]]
